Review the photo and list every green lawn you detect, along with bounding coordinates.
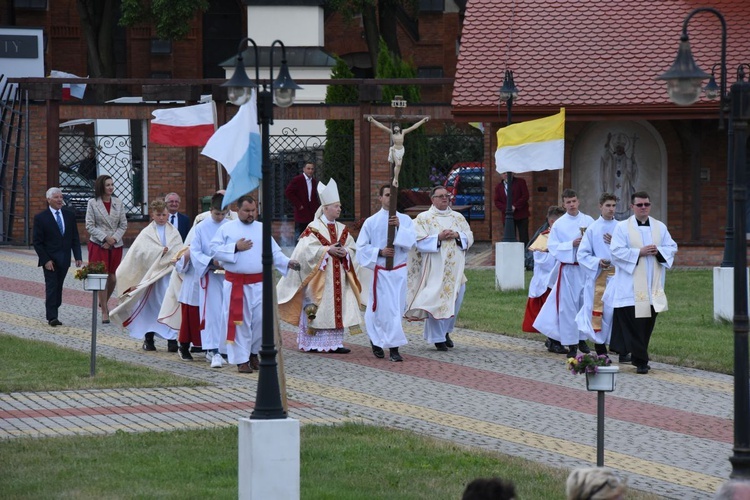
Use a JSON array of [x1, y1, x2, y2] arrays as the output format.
[[0, 333, 203, 392], [0, 423, 661, 500]]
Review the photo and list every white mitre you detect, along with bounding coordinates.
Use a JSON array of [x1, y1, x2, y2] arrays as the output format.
[[317, 178, 340, 206]]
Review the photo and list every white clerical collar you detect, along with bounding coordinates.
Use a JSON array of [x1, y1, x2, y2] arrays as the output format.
[[321, 214, 334, 224]]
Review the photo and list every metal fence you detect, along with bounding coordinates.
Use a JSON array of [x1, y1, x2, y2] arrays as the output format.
[[59, 130, 145, 220], [0, 79, 28, 244]]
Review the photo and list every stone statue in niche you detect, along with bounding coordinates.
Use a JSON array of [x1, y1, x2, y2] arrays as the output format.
[[601, 132, 638, 220]]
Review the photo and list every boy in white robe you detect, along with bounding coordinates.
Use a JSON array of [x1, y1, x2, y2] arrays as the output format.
[[405, 186, 473, 351], [609, 191, 677, 374], [211, 195, 296, 373], [533, 189, 595, 357], [356, 185, 416, 362], [190, 193, 231, 368], [111, 198, 183, 351], [522, 206, 565, 354], [575, 193, 621, 359]]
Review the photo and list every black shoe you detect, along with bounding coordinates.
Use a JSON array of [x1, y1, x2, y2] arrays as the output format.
[[619, 353, 632, 363], [445, 333, 454, 348], [566, 346, 578, 359], [143, 332, 156, 351], [178, 344, 193, 361], [167, 340, 178, 353], [48, 319, 62, 327], [435, 342, 448, 352], [594, 343, 608, 356], [190, 346, 204, 353], [389, 348, 403, 362], [578, 341, 591, 354], [636, 365, 650, 374], [544, 338, 551, 349], [331, 347, 351, 354], [370, 342, 385, 359], [631, 361, 651, 370], [548, 342, 569, 355]]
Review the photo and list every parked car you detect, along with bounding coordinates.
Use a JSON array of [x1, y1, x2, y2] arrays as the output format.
[[443, 162, 485, 220], [59, 167, 95, 219]]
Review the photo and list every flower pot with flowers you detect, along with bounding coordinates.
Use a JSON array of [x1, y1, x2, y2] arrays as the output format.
[[74, 261, 108, 291], [567, 353, 619, 392]]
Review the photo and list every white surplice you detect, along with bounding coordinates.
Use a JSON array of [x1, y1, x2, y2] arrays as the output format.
[[608, 216, 677, 308], [356, 208, 416, 349], [533, 211, 595, 346], [191, 216, 230, 352], [277, 215, 363, 352], [211, 219, 290, 364], [574, 216, 619, 344], [111, 221, 183, 340], [405, 206, 473, 343]]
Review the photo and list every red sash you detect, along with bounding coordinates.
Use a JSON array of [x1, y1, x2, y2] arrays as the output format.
[[225, 271, 262, 343], [372, 262, 406, 312]]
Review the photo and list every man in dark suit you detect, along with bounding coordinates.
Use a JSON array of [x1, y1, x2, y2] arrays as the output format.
[[33, 187, 83, 326], [494, 172, 530, 246], [165, 192, 191, 241], [285, 162, 321, 240]]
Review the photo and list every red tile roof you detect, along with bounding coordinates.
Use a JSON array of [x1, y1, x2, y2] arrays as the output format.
[[452, 0, 750, 119]]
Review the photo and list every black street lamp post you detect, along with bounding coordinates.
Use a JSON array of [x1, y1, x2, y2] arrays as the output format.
[[223, 38, 301, 420], [499, 69, 519, 242], [657, 7, 750, 479]]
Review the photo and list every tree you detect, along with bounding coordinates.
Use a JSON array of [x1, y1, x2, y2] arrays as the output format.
[[326, 0, 418, 72], [323, 57, 359, 218], [76, 0, 209, 100]]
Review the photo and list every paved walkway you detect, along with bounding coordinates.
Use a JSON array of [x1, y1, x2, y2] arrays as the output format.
[[0, 245, 732, 499]]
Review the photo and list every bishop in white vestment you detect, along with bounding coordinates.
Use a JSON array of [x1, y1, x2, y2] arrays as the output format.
[[277, 179, 363, 354]]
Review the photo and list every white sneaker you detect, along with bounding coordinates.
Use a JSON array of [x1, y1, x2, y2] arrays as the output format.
[[210, 353, 224, 368], [206, 351, 213, 363]]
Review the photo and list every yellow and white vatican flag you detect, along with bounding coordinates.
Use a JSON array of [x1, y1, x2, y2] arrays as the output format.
[[495, 108, 565, 173]]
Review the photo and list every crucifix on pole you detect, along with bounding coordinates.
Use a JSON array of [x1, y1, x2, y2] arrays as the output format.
[[366, 96, 429, 269]]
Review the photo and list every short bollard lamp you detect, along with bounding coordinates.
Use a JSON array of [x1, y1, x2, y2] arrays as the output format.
[[74, 262, 108, 376], [568, 354, 619, 467]]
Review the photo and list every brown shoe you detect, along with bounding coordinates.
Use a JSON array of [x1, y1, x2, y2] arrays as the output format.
[[237, 362, 253, 373], [249, 354, 260, 371]]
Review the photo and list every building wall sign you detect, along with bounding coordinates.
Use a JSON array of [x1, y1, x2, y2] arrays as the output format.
[[0, 35, 39, 58]]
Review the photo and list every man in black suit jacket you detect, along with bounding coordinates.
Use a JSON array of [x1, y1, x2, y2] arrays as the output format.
[[285, 162, 320, 240], [165, 192, 191, 241], [33, 187, 83, 326]]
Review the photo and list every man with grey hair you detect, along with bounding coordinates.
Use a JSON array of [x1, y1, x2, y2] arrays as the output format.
[[33, 187, 82, 326], [165, 192, 190, 241]]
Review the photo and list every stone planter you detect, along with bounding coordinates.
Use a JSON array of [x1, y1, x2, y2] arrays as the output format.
[[83, 273, 108, 291], [585, 365, 619, 392]]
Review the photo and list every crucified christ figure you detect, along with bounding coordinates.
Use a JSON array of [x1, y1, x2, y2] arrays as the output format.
[[367, 115, 429, 187]]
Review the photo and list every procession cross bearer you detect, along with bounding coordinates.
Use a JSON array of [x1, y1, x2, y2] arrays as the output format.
[[366, 96, 429, 269]]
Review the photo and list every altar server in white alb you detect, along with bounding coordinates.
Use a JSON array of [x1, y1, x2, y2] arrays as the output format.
[[110, 198, 183, 352], [189, 193, 231, 368], [575, 192, 620, 358], [533, 188, 595, 358], [608, 191, 677, 374], [356, 185, 416, 362], [405, 185, 473, 351], [210, 194, 297, 374], [277, 178, 364, 354]]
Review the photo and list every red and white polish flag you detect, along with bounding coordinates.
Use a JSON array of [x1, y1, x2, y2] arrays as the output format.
[[150, 102, 216, 147], [49, 70, 87, 100]]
